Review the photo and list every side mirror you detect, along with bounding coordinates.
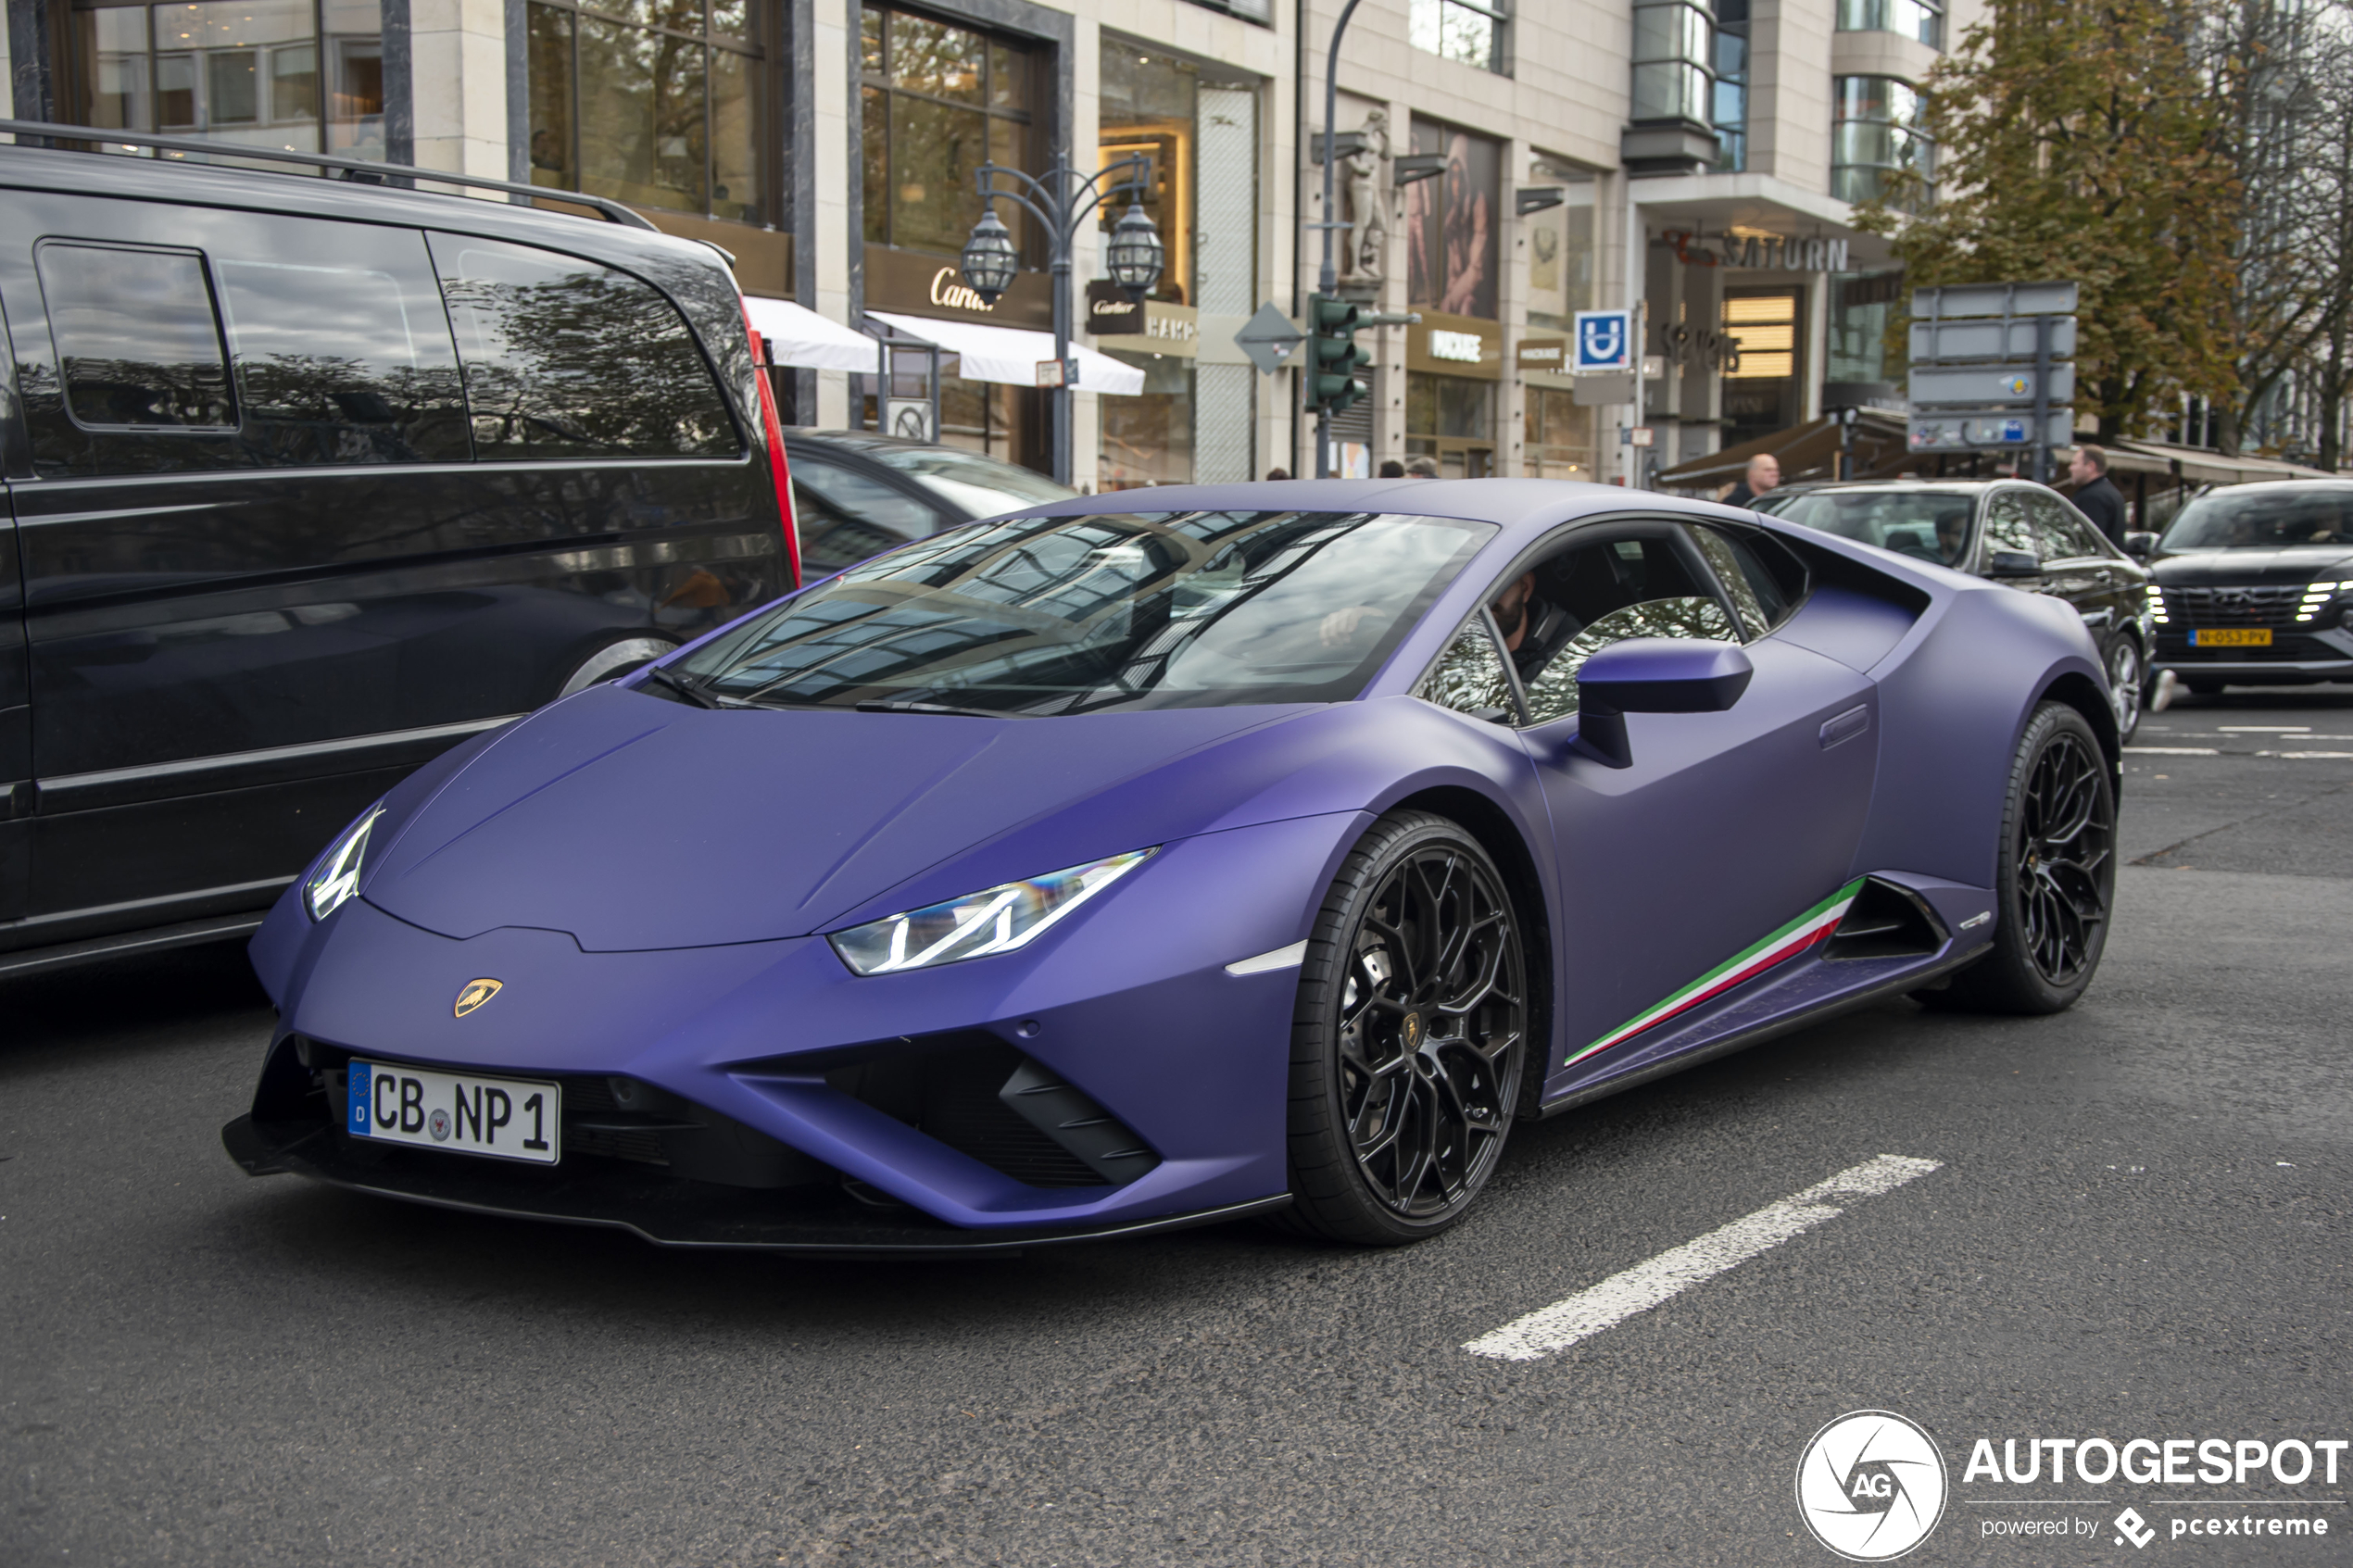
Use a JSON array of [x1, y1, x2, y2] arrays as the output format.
[[1574, 639, 1755, 769], [2123, 531, 2159, 561], [1986, 549, 2042, 578]]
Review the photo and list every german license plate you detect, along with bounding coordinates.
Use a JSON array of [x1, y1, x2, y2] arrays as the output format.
[[347, 1060, 560, 1163], [2190, 627, 2271, 646]]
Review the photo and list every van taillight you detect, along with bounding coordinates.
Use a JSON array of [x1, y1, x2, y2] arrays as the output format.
[[742, 307, 802, 589]]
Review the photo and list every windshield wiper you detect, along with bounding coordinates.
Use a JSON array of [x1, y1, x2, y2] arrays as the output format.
[[635, 665, 722, 709], [854, 698, 1028, 719]]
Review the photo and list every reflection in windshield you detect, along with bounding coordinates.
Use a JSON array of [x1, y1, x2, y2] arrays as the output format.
[[2164, 486, 2353, 549], [675, 509, 1492, 714], [1772, 491, 1975, 566]]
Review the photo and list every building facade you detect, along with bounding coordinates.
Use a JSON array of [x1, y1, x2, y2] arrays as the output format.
[[4, 0, 1976, 489]]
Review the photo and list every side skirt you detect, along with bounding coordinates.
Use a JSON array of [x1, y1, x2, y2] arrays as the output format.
[[1532, 944, 1985, 1121]]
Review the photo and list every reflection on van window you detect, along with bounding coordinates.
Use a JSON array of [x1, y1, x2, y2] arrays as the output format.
[[217, 258, 472, 464], [432, 235, 738, 458], [37, 243, 235, 429]]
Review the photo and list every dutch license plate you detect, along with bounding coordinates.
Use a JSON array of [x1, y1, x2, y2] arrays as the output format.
[[2190, 628, 2271, 647], [346, 1060, 560, 1163]]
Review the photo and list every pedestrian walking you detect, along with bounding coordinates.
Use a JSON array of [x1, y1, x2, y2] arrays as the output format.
[[2068, 445, 2129, 545], [1721, 453, 1780, 508]]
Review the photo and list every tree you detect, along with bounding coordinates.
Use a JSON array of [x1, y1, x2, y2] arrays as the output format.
[[2197, 0, 2347, 455], [1856, 0, 2241, 439]]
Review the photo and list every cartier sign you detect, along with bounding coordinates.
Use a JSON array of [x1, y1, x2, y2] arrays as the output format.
[[862, 244, 1052, 329], [1086, 280, 1143, 334]]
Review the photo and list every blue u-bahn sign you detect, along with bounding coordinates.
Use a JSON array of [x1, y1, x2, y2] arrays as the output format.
[[1573, 309, 1632, 372]]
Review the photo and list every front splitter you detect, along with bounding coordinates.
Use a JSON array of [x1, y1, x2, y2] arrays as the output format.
[[222, 1115, 1290, 1258]]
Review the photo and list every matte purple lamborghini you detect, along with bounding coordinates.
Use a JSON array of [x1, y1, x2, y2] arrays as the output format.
[[224, 480, 2120, 1252]]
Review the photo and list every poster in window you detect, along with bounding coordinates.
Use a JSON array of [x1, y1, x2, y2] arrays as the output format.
[[1524, 171, 1596, 328], [1406, 120, 1498, 320]]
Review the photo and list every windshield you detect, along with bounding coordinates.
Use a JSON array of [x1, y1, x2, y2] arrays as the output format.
[[1769, 490, 1976, 567], [857, 444, 1077, 517], [2163, 486, 2353, 549], [675, 508, 1494, 714]]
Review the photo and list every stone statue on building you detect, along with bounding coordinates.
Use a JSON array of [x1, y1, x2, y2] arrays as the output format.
[[1341, 108, 1390, 286]]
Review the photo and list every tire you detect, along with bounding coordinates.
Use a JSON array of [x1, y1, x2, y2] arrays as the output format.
[[1275, 810, 1531, 1245], [2104, 635, 2145, 744], [1931, 702, 2116, 1014], [556, 634, 677, 699]]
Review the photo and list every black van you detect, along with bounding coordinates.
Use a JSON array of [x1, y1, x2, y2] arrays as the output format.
[[0, 127, 799, 977]]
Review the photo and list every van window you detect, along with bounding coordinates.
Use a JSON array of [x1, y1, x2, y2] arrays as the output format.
[[36, 243, 234, 431], [429, 235, 739, 459], [215, 257, 472, 466]]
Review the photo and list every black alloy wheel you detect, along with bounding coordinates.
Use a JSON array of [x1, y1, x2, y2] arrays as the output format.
[[1931, 701, 2117, 1014], [2105, 636, 2145, 743], [1277, 810, 1531, 1244]]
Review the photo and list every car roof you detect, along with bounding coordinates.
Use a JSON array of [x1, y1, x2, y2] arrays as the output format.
[[0, 141, 725, 276]]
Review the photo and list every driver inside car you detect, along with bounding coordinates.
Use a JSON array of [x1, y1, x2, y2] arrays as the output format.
[[1488, 570, 1579, 677]]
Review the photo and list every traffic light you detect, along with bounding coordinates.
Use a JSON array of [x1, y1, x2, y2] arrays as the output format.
[[1307, 294, 1367, 418]]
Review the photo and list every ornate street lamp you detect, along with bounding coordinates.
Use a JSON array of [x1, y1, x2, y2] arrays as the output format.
[[958, 207, 1020, 307], [957, 151, 1162, 484], [1105, 200, 1166, 300]]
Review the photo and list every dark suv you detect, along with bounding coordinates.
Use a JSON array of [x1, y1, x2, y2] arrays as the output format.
[[2145, 480, 2353, 695], [0, 127, 797, 976], [1753, 479, 2155, 739]]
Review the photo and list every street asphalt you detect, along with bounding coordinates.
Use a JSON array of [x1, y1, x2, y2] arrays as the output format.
[[4, 686, 2349, 1567]]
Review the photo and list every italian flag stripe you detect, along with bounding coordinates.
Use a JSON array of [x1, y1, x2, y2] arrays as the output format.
[[1566, 878, 1867, 1068]]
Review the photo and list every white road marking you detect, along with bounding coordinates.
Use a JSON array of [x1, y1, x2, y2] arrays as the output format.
[[2127, 746, 2221, 756], [2219, 725, 2310, 733], [1462, 1154, 1943, 1362], [2270, 751, 2353, 760]]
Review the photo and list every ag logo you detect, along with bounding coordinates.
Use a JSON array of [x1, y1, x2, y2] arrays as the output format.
[[453, 978, 503, 1018], [1795, 1410, 1947, 1561]]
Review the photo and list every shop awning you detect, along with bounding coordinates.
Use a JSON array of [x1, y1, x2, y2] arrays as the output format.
[[1655, 409, 1914, 491], [869, 311, 1147, 395], [2103, 438, 2333, 487], [741, 295, 881, 373]]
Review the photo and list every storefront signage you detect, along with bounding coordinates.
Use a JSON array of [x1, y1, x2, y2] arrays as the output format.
[[1662, 229, 1850, 273], [1408, 310, 1504, 380], [1429, 329, 1483, 363], [1086, 280, 1144, 335], [1143, 300, 1198, 356], [862, 244, 1053, 330], [1516, 337, 1567, 370]]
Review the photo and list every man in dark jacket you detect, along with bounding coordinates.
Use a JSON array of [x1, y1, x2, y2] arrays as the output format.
[[1722, 452, 1780, 508], [2068, 445, 2129, 545]]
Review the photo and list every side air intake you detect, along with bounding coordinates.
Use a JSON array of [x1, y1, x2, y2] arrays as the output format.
[[1823, 878, 1947, 960]]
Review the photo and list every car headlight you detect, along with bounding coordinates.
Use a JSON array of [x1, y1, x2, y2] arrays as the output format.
[[2296, 579, 2353, 622], [828, 848, 1156, 975], [305, 804, 385, 921]]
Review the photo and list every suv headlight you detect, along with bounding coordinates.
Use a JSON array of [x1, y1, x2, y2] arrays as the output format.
[[829, 848, 1155, 975], [305, 804, 385, 921]]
